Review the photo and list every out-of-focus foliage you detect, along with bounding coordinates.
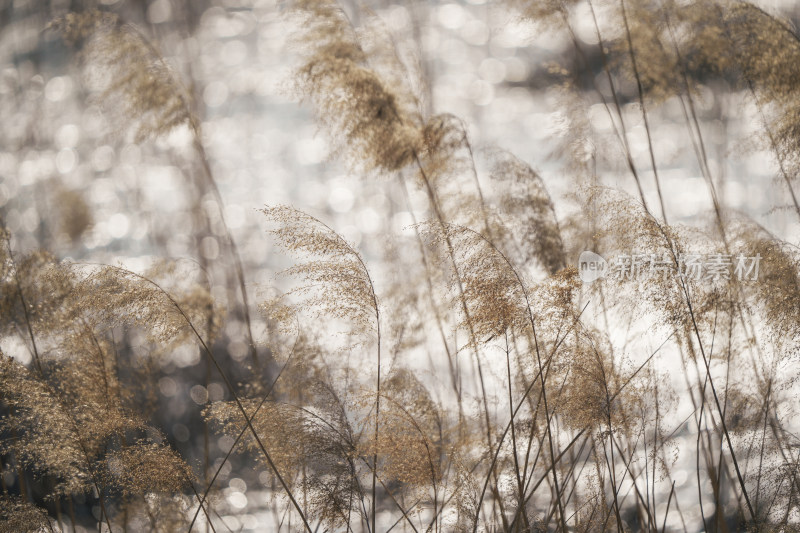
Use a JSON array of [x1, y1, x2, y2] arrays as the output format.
[[2, 0, 800, 531]]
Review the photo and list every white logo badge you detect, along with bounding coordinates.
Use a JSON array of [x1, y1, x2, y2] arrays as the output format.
[[578, 251, 607, 283]]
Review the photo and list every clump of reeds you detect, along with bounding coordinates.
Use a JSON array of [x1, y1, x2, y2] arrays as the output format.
[[2, 0, 800, 531]]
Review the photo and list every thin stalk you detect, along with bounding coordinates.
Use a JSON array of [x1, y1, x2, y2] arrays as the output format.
[[191, 133, 260, 371], [585, 0, 652, 213], [370, 309, 381, 532], [619, 0, 669, 224], [397, 173, 464, 427], [601, 428, 625, 533], [681, 277, 756, 519], [445, 302, 590, 533], [5, 245, 115, 532], [187, 329, 300, 532], [505, 332, 530, 531], [128, 26, 260, 370], [410, 153, 508, 530], [96, 265, 313, 532], [660, 481, 677, 533], [6, 241, 43, 376]]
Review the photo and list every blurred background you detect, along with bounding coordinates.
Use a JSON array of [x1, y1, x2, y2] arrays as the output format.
[[3, 0, 800, 530]]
